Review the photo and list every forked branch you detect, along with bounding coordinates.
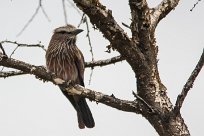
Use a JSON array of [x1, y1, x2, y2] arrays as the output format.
[[17, 0, 50, 36]]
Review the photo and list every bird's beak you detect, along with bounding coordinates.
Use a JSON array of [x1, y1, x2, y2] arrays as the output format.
[[73, 29, 84, 35]]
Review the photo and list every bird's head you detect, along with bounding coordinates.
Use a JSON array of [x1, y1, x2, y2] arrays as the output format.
[[54, 24, 83, 37]]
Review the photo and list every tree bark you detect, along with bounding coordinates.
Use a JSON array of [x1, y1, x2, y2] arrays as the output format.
[[72, 0, 191, 135]]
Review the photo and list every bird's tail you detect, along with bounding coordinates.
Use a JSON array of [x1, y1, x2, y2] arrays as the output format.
[[60, 88, 94, 129], [77, 98, 95, 129]]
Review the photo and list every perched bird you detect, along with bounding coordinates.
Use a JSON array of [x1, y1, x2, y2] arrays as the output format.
[[46, 24, 95, 129]]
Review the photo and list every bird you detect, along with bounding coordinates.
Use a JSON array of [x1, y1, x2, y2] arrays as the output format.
[[45, 24, 95, 129]]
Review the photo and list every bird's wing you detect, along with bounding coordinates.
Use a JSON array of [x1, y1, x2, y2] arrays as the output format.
[[74, 49, 85, 86]]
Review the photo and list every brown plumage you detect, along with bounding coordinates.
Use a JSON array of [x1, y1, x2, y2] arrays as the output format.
[[46, 24, 95, 129]]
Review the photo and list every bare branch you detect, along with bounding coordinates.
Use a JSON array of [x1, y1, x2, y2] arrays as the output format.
[[190, 0, 202, 11], [84, 15, 95, 84], [122, 22, 131, 29], [0, 41, 46, 71], [17, 0, 50, 36], [174, 49, 204, 114], [78, 13, 85, 27], [17, 2, 40, 36], [78, 14, 95, 84], [1, 40, 46, 52], [9, 46, 19, 58], [85, 16, 94, 61], [85, 55, 124, 68], [67, 85, 141, 113], [0, 55, 50, 81], [151, 0, 180, 29], [0, 54, 142, 113], [0, 71, 27, 78], [62, 0, 68, 24], [40, 4, 51, 22], [78, 14, 94, 61], [88, 68, 94, 85], [129, 0, 150, 41]]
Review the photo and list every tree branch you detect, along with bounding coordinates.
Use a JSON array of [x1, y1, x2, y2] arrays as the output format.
[[0, 54, 142, 113], [129, 0, 155, 65], [66, 85, 141, 113], [150, 0, 180, 29], [0, 71, 27, 78], [85, 55, 124, 68], [174, 49, 204, 114], [1, 40, 46, 52], [129, 0, 150, 41], [0, 55, 52, 82]]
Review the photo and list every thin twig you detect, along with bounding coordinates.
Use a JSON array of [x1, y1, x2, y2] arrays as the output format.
[[17, 0, 50, 36], [10, 46, 19, 58], [0, 40, 46, 71], [85, 55, 124, 68], [1, 40, 46, 52], [77, 14, 94, 61], [62, 0, 68, 24], [41, 4, 51, 22], [132, 91, 155, 113], [17, 2, 40, 36], [85, 15, 95, 83], [85, 16, 94, 61], [174, 49, 204, 114], [122, 22, 131, 29], [190, 0, 202, 11], [78, 14, 95, 84], [0, 43, 7, 72], [0, 43, 7, 56], [0, 71, 27, 78], [88, 68, 94, 85], [78, 14, 86, 28]]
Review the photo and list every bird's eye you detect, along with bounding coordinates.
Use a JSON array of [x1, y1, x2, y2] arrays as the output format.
[[58, 31, 72, 34], [59, 31, 66, 34]]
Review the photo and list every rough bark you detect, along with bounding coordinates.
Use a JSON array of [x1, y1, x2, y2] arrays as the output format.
[[72, 0, 191, 135]]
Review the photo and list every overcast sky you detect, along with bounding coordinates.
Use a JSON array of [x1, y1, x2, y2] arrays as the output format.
[[0, 0, 204, 136]]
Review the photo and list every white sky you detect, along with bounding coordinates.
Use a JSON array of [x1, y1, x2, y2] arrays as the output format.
[[0, 0, 204, 136]]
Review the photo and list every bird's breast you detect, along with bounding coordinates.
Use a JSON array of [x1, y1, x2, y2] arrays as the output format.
[[46, 47, 79, 82]]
